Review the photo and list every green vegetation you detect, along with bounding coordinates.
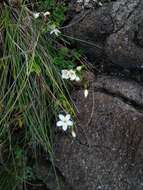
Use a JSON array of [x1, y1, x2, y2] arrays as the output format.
[[0, 1, 82, 189]]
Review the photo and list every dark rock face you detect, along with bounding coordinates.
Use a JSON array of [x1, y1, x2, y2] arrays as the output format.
[[64, 0, 143, 68], [55, 76, 143, 190], [32, 158, 73, 190]]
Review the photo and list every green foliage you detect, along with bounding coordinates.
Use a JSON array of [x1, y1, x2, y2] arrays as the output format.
[[0, 0, 80, 189], [34, 0, 67, 25], [30, 56, 41, 75], [52, 4, 67, 25], [52, 47, 81, 69]]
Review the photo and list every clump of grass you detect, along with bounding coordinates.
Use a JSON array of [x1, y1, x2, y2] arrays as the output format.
[[0, 0, 78, 189]]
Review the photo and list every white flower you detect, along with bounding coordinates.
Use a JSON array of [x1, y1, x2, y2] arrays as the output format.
[[76, 66, 82, 71], [71, 130, 76, 138], [43, 11, 50, 17], [98, 2, 103, 6], [69, 70, 80, 81], [84, 89, 89, 98], [61, 69, 80, 81], [33, 12, 40, 19], [69, 70, 77, 81], [75, 76, 80, 82], [56, 114, 73, 131], [61, 70, 70, 79], [50, 28, 61, 36]]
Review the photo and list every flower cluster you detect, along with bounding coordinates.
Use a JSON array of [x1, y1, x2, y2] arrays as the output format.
[[33, 12, 61, 36], [61, 67, 82, 81], [33, 11, 50, 19]]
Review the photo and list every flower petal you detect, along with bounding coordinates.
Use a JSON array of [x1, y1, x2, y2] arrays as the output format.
[[54, 29, 61, 36], [59, 114, 65, 121], [70, 76, 76, 81], [50, 28, 61, 36], [33, 12, 40, 19], [75, 76, 80, 82], [84, 89, 89, 98], [76, 66, 82, 71], [43, 11, 50, 17], [65, 114, 71, 121], [61, 70, 70, 79], [62, 123, 68, 131], [71, 130, 76, 138], [67, 120, 73, 126], [56, 121, 63, 127], [69, 70, 76, 81]]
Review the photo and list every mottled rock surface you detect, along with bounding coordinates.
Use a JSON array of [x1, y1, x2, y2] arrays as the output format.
[[64, 0, 143, 68], [55, 75, 143, 190]]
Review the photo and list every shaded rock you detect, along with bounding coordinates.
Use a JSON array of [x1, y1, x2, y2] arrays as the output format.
[[54, 76, 143, 190], [33, 158, 73, 190], [94, 75, 143, 107], [64, 0, 143, 68]]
